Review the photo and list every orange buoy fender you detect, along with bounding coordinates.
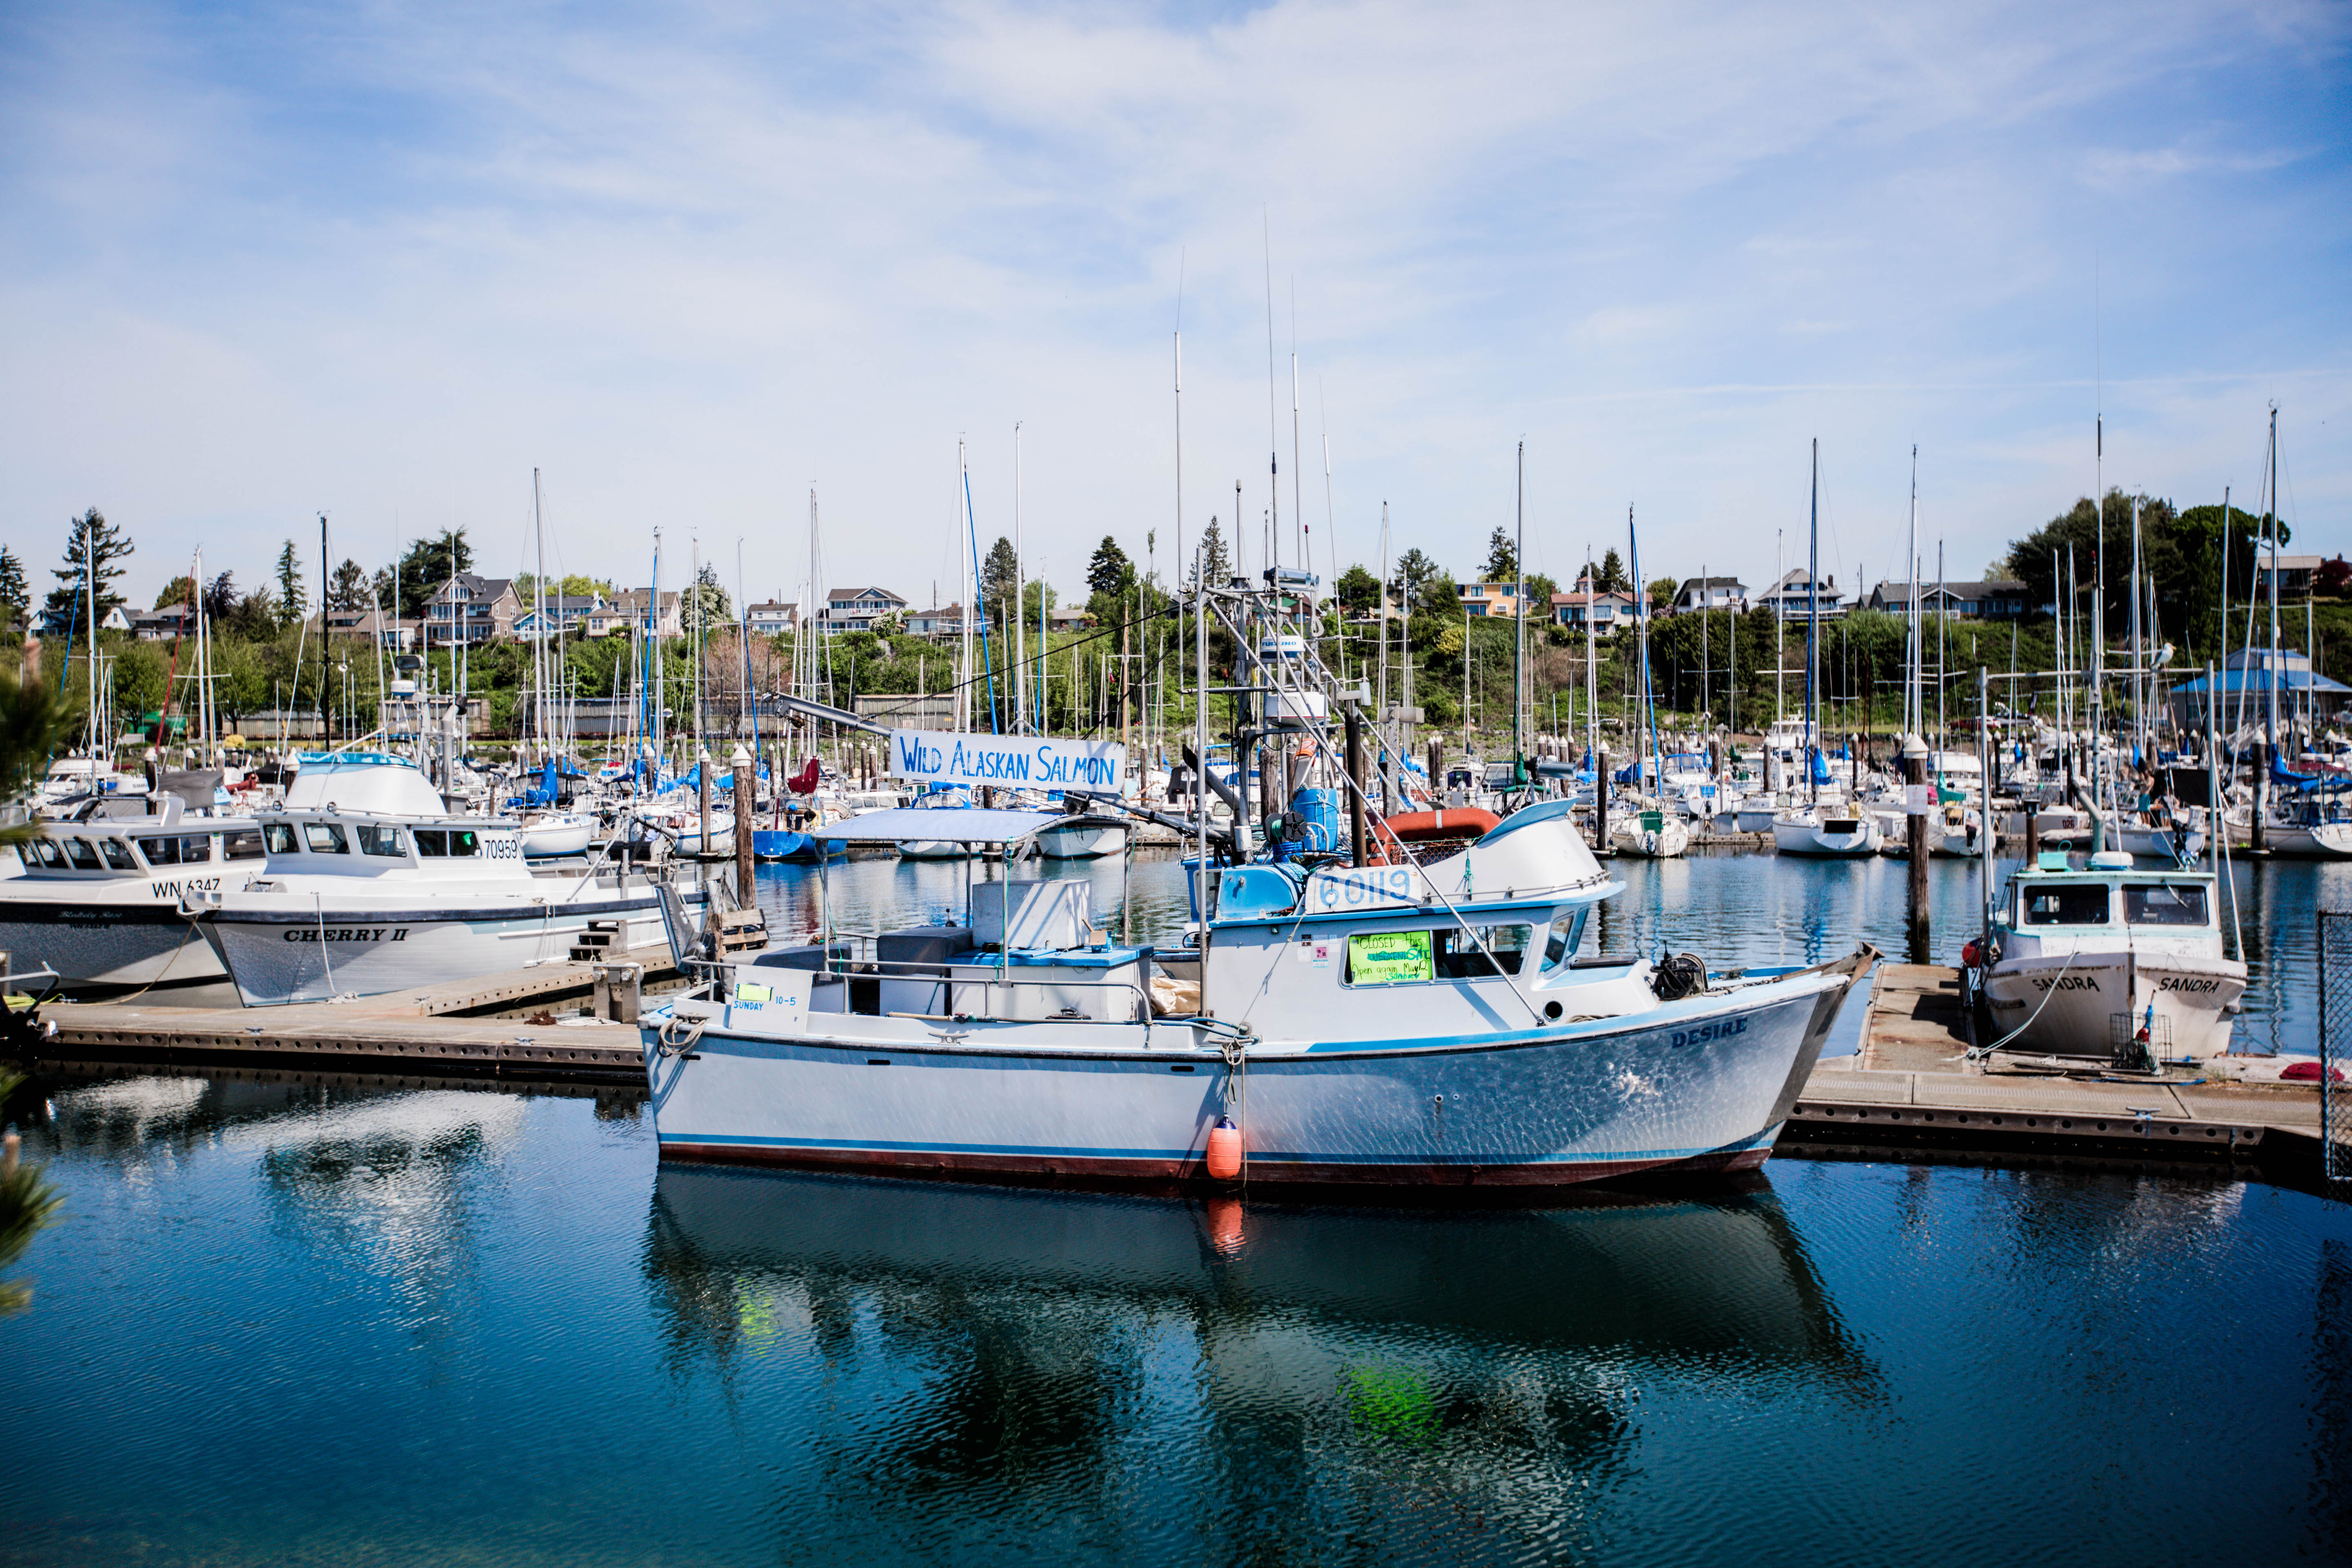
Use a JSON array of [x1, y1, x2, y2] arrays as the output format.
[[1381, 808, 1501, 843], [1205, 1116, 1244, 1180]]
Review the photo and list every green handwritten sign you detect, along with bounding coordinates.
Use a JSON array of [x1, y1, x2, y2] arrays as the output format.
[[1348, 930, 1432, 986]]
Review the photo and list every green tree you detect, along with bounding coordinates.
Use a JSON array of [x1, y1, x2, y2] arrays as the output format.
[[1647, 577, 1678, 609], [43, 508, 134, 628], [1194, 517, 1230, 588], [1524, 572, 1558, 611], [1595, 549, 1628, 592], [154, 575, 195, 611], [0, 548, 26, 637], [1482, 528, 1517, 584], [1335, 563, 1382, 612], [327, 559, 370, 612], [274, 540, 307, 629], [392, 531, 473, 619], [980, 536, 1020, 628], [1087, 536, 1134, 598]]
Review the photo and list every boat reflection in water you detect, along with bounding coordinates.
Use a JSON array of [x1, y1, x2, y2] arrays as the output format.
[[645, 1166, 1878, 1560]]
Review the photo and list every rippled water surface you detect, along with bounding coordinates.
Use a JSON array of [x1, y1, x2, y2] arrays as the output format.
[[4, 849, 2350, 1565]]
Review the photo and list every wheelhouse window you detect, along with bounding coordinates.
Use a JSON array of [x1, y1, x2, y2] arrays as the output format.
[[33, 840, 63, 869], [357, 824, 408, 857], [63, 839, 101, 871], [1436, 924, 1533, 978], [137, 836, 181, 865], [2125, 883, 2209, 927], [303, 823, 348, 854], [414, 829, 448, 857], [99, 839, 136, 871], [2021, 884, 2110, 926], [179, 836, 213, 863], [448, 830, 480, 857], [223, 830, 265, 861], [263, 823, 299, 856], [1540, 909, 1590, 970]]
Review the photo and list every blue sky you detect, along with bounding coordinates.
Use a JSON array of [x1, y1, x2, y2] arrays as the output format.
[[2, 0, 2345, 612]]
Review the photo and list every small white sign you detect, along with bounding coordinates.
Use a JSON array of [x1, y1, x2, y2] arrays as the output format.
[[1303, 864, 1421, 913], [1296, 938, 1335, 969], [1904, 783, 1934, 816], [888, 730, 1126, 791]]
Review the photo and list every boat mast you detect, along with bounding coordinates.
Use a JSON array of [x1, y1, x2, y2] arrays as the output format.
[[1013, 421, 1025, 734], [1513, 440, 1526, 783], [533, 468, 547, 762], [1806, 439, 1820, 807], [1906, 445, 1920, 742], [2265, 405, 2282, 781]]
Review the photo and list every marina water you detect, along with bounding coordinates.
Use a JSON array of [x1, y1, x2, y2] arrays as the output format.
[[4, 850, 2348, 1564]]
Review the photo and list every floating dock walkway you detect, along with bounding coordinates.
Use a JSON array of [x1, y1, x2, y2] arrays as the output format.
[[18, 954, 2337, 1188], [1784, 962, 2331, 1184]]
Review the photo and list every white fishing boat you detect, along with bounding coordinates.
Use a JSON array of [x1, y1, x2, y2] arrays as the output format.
[[640, 800, 1875, 1189], [1976, 851, 2245, 1065], [185, 752, 679, 1006], [0, 788, 263, 991]]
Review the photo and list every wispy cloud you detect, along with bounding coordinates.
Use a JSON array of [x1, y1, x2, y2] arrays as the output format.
[[0, 0, 2344, 600]]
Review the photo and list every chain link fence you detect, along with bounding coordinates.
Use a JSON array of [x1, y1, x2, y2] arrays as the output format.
[[2320, 911, 2352, 1182]]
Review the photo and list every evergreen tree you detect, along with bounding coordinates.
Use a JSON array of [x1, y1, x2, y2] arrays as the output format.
[[274, 540, 307, 628], [154, 575, 196, 610], [371, 566, 397, 610], [42, 508, 134, 628], [1482, 528, 1518, 584], [0, 547, 28, 637], [980, 536, 1020, 624], [1194, 517, 1230, 587], [392, 531, 472, 619], [1087, 536, 1135, 597], [202, 572, 240, 625], [327, 559, 370, 613], [1597, 549, 1628, 592]]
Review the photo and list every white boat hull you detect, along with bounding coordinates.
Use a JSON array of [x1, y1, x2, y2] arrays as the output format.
[[1609, 817, 1690, 859], [0, 900, 225, 990], [897, 840, 972, 861], [519, 814, 596, 856], [1034, 822, 1127, 860], [193, 893, 672, 1006], [641, 956, 1871, 1189], [1771, 812, 1883, 858], [1981, 948, 2245, 1061]]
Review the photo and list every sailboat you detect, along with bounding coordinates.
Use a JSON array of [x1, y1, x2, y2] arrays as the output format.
[[1608, 507, 1688, 859], [1773, 441, 1884, 858]]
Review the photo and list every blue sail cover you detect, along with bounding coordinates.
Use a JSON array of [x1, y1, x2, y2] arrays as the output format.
[[1808, 747, 1836, 786]]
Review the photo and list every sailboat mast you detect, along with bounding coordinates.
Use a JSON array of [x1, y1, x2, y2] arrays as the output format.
[[1013, 422, 1026, 735], [1806, 439, 1820, 806], [1906, 445, 1919, 741], [1512, 441, 1526, 778], [533, 468, 546, 759]]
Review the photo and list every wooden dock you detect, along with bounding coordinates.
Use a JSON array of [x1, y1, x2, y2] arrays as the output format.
[[26, 944, 683, 1086], [1784, 962, 2329, 1175], [17, 950, 2337, 1188]]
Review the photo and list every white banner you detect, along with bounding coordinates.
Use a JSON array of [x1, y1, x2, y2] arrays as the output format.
[[888, 730, 1127, 792], [1904, 783, 1934, 816]]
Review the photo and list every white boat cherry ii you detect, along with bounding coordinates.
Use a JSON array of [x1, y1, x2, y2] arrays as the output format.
[[641, 801, 1875, 1190], [187, 752, 675, 1005]]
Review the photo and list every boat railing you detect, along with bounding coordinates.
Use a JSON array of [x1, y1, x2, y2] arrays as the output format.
[[746, 941, 1157, 1029]]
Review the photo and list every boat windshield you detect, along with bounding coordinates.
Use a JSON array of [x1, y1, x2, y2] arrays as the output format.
[[2125, 882, 2209, 927], [2021, 884, 2110, 926]]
